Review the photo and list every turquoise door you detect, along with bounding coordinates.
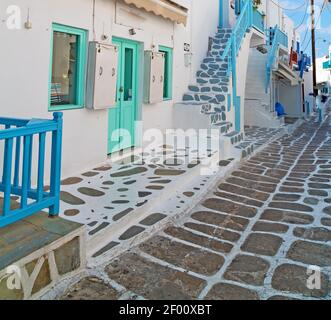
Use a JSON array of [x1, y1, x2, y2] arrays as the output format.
[[108, 38, 138, 154]]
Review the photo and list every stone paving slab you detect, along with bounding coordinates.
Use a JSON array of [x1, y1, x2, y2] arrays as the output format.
[[57, 126, 283, 251], [60, 108, 331, 300]]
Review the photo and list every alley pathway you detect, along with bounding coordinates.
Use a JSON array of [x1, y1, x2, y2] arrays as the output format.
[[60, 109, 331, 301]]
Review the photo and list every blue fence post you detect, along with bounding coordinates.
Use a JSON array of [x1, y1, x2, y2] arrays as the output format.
[[249, 0, 253, 26], [49, 112, 63, 216], [3, 137, 14, 216], [219, 0, 223, 28], [318, 107, 323, 123]]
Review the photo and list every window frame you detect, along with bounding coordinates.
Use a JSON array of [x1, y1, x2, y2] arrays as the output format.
[[159, 45, 173, 101], [48, 23, 87, 111]]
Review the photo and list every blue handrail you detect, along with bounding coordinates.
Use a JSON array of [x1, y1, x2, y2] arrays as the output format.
[[221, 0, 253, 132], [265, 26, 288, 92], [0, 112, 63, 227]]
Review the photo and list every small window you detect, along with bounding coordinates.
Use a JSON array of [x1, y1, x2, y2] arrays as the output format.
[[159, 46, 173, 100], [49, 24, 87, 111]]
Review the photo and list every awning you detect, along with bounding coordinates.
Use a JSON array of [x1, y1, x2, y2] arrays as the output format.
[[274, 61, 301, 86], [122, 0, 188, 25]]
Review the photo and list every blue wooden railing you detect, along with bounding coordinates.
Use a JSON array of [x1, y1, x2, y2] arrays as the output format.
[[0, 112, 63, 227], [221, 0, 253, 132], [252, 9, 265, 33], [265, 26, 289, 93]]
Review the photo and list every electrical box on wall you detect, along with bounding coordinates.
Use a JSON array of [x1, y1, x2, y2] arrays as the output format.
[[144, 51, 165, 104], [86, 42, 118, 110]]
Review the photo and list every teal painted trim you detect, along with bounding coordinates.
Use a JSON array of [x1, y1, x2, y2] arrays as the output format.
[[227, 94, 232, 112], [111, 37, 142, 150], [48, 23, 88, 112], [112, 35, 142, 118], [159, 45, 173, 100], [234, 96, 241, 132], [219, 0, 223, 27]]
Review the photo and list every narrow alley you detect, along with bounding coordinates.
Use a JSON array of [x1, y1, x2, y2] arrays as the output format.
[[60, 106, 331, 301]]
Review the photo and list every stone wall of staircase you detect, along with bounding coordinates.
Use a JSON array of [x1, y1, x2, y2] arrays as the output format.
[[174, 27, 253, 160]]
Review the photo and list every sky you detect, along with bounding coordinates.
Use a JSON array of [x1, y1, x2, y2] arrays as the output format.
[[279, 0, 331, 58]]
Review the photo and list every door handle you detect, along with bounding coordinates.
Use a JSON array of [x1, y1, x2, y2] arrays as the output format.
[[119, 86, 124, 93]]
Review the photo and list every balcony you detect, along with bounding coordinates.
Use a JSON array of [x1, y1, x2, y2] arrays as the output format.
[[277, 29, 289, 50], [252, 8, 265, 33]]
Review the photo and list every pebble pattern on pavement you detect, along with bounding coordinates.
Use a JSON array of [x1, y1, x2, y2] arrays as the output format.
[[61, 109, 331, 300]]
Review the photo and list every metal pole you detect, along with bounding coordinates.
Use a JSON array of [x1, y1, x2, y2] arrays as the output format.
[[311, 0, 318, 97]]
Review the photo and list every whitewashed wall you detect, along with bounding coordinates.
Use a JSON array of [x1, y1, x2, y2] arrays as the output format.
[[0, 0, 220, 181], [303, 68, 315, 112], [245, 49, 270, 106], [278, 83, 303, 118], [316, 57, 330, 84]]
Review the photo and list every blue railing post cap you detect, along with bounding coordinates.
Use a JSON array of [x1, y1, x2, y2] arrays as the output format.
[[53, 112, 63, 120]]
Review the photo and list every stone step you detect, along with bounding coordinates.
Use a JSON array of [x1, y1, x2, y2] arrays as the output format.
[[235, 141, 255, 159], [217, 27, 232, 33], [212, 40, 228, 48], [216, 29, 232, 36], [212, 121, 233, 134], [210, 111, 228, 125], [187, 86, 229, 95], [202, 57, 227, 64], [183, 92, 226, 104], [196, 77, 230, 85], [200, 62, 228, 72], [207, 50, 227, 58], [201, 104, 227, 115], [197, 70, 228, 78], [197, 69, 227, 78], [224, 131, 245, 146]]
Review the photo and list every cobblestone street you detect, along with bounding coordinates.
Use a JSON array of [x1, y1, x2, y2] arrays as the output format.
[[61, 109, 331, 301]]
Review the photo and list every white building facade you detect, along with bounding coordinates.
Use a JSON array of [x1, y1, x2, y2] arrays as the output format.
[[0, 0, 220, 180], [244, 0, 312, 127], [0, 0, 311, 181]]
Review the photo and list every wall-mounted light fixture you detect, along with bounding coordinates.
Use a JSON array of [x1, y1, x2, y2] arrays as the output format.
[[129, 28, 136, 36]]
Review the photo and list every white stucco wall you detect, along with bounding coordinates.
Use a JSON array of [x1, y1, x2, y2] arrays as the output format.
[[236, 31, 254, 132], [303, 68, 315, 112], [0, 0, 220, 181], [245, 49, 269, 105], [190, 0, 219, 82], [278, 83, 303, 118], [316, 56, 331, 84]]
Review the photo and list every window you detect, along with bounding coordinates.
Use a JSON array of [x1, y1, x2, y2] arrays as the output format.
[[159, 46, 173, 100], [49, 24, 87, 111]]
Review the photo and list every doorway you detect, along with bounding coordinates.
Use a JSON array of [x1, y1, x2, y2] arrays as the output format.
[[108, 38, 139, 154]]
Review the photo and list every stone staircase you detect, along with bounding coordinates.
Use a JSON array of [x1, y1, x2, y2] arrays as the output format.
[[244, 49, 284, 128], [183, 28, 232, 105], [174, 28, 252, 160]]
